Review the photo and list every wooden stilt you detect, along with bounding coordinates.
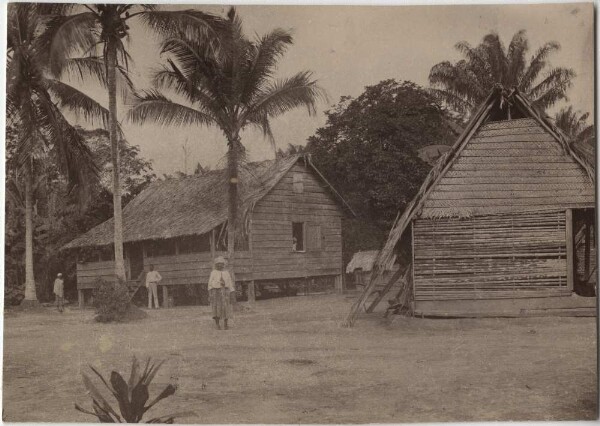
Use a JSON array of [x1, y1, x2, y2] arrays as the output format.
[[248, 280, 256, 304], [334, 274, 343, 294], [584, 223, 591, 279], [78, 290, 84, 309], [566, 209, 574, 291], [162, 285, 169, 308]]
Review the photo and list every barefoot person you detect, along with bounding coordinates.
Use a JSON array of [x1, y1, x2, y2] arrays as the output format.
[[208, 256, 234, 330], [146, 265, 162, 309], [53, 273, 64, 313]]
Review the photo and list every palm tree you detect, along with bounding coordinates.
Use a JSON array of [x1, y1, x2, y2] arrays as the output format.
[[7, 4, 100, 305], [554, 106, 594, 145], [429, 30, 575, 117], [42, 5, 225, 281], [128, 7, 325, 288]]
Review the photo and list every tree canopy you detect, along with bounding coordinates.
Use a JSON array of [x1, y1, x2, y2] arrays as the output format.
[[305, 79, 460, 260]]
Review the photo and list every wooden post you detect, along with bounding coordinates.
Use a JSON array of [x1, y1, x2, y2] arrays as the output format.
[[334, 274, 343, 294], [566, 209, 574, 291], [248, 280, 256, 304], [78, 289, 84, 309], [162, 285, 169, 308], [210, 229, 216, 259], [584, 222, 591, 279]]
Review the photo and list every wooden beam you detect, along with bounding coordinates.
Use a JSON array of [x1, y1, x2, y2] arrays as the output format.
[[566, 209, 574, 291], [210, 229, 216, 259], [366, 265, 408, 313], [78, 290, 84, 309]]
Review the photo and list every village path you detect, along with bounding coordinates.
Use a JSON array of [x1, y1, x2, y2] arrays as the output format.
[[2, 293, 597, 422]]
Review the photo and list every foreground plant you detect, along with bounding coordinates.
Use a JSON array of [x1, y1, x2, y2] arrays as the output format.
[[75, 357, 194, 423]]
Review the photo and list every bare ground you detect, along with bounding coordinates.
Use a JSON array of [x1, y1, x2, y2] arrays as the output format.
[[2, 293, 597, 423]]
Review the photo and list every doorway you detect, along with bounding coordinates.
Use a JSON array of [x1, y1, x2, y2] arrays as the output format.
[[572, 208, 596, 296]]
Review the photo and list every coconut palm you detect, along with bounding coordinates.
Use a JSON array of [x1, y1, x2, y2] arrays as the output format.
[[128, 7, 325, 284], [429, 30, 576, 117], [7, 3, 101, 304], [41, 5, 226, 281]]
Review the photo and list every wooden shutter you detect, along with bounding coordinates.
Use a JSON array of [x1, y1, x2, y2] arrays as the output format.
[[293, 172, 304, 193], [306, 223, 322, 251]]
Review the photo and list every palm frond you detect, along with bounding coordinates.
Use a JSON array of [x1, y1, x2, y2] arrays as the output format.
[[63, 56, 134, 98], [127, 90, 218, 128], [45, 79, 110, 128], [39, 12, 99, 77], [241, 28, 294, 104], [528, 67, 575, 109], [506, 29, 528, 85], [245, 71, 326, 120], [519, 41, 561, 91]]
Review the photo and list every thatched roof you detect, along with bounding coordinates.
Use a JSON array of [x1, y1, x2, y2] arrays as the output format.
[[64, 155, 353, 249], [346, 250, 380, 273]]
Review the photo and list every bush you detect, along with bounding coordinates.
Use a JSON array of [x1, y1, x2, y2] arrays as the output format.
[[92, 279, 131, 323]]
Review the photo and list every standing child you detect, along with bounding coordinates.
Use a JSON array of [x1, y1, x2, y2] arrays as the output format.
[[53, 273, 64, 313], [145, 265, 162, 309], [207, 257, 234, 330]]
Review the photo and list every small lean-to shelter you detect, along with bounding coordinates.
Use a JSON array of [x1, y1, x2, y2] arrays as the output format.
[[63, 155, 354, 307], [344, 87, 595, 325], [346, 250, 397, 287]]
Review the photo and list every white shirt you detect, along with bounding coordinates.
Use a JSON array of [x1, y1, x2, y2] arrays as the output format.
[[145, 270, 162, 287], [208, 270, 234, 291]]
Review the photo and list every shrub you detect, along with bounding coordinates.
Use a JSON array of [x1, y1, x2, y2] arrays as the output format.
[[75, 357, 195, 423], [92, 278, 131, 323]]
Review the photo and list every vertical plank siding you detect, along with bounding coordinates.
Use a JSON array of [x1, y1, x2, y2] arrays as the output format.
[[251, 162, 344, 280], [413, 211, 569, 300]]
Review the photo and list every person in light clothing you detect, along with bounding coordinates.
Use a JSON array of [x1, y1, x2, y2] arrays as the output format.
[[53, 273, 64, 313], [208, 256, 234, 330], [146, 265, 162, 309]]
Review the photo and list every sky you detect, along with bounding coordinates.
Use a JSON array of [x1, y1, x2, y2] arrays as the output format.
[[65, 3, 594, 175]]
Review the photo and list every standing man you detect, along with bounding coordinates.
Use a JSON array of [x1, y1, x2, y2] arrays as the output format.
[[146, 265, 162, 309], [53, 273, 64, 313], [208, 257, 235, 330]]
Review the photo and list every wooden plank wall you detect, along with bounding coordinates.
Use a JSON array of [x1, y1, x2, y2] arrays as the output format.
[[251, 162, 343, 281], [76, 261, 117, 289], [421, 118, 595, 218], [77, 251, 253, 289], [413, 211, 570, 300]]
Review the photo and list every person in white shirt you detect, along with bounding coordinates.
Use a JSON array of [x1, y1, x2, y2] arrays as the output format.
[[207, 256, 234, 330], [145, 265, 162, 309], [53, 273, 64, 313]]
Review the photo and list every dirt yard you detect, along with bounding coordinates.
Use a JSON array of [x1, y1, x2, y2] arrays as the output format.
[[3, 293, 597, 423]]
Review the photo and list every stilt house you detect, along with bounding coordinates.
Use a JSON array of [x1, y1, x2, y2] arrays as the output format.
[[64, 155, 354, 306], [346, 87, 595, 322]]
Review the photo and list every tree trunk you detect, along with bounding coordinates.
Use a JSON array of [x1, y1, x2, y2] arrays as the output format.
[[227, 136, 239, 303], [106, 38, 126, 282], [22, 158, 38, 305]]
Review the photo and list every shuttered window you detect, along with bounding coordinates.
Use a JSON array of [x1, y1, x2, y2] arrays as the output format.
[[306, 223, 322, 251]]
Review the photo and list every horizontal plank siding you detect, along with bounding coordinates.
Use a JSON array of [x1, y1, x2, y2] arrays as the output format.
[[421, 118, 594, 218], [251, 162, 344, 279], [413, 211, 568, 301]]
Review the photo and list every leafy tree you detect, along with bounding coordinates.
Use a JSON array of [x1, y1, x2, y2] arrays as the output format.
[[305, 80, 460, 264], [6, 4, 101, 305], [5, 128, 156, 305], [128, 7, 325, 282], [42, 4, 225, 281], [429, 30, 575, 117], [276, 143, 307, 159]]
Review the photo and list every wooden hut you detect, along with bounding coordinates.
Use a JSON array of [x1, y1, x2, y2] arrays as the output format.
[[64, 155, 354, 307], [345, 87, 595, 323]]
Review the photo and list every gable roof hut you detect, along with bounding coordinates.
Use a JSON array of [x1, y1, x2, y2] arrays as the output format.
[[344, 87, 596, 325], [65, 155, 355, 306]]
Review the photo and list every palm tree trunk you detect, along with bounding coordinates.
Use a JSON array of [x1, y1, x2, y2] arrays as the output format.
[[106, 38, 126, 282], [227, 136, 239, 303], [22, 158, 37, 305]]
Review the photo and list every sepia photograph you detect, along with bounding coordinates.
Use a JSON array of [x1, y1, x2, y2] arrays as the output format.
[[3, 1, 597, 423]]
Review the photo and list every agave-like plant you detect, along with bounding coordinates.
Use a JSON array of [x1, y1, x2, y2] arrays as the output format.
[[75, 357, 194, 423]]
